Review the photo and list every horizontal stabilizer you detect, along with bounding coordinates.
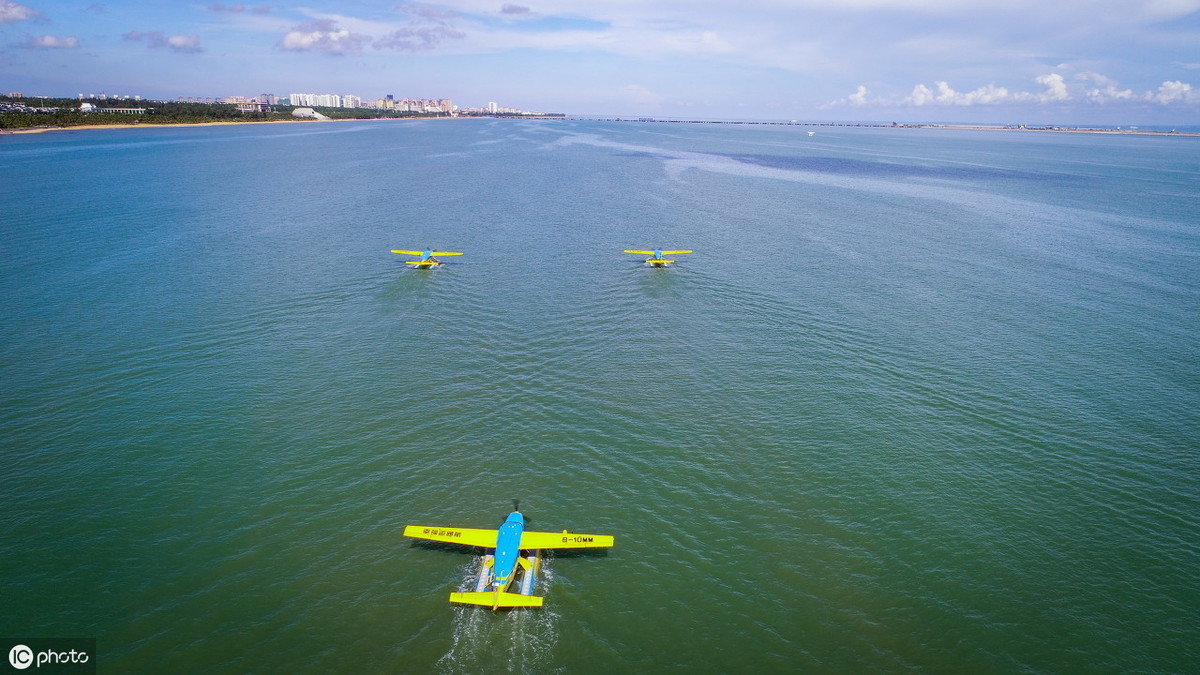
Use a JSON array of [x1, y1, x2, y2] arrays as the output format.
[[645, 259, 675, 264], [450, 591, 544, 608], [405, 261, 439, 265]]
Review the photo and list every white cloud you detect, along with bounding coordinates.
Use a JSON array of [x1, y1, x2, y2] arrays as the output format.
[[1035, 73, 1070, 101], [904, 81, 1020, 106], [166, 35, 202, 52], [124, 31, 205, 54], [1078, 72, 1134, 103], [966, 83, 1018, 104], [837, 72, 1200, 110], [0, 0, 37, 23], [27, 35, 80, 48], [279, 19, 371, 54], [1077, 71, 1117, 87], [278, 7, 468, 53], [933, 81, 959, 103], [374, 25, 466, 51], [908, 83, 933, 105], [818, 85, 874, 110], [1146, 80, 1196, 104]]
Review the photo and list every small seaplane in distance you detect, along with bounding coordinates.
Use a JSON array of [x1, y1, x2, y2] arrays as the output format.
[[403, 501, 614, 609], [390, 249, 463, 268], [624, 249, 693, 267]]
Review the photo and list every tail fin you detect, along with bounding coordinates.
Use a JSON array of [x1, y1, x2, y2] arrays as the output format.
[[449, 591, 544, 608]]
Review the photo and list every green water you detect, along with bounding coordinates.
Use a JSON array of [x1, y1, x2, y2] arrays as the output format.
[[2, 120, 1197, 673]]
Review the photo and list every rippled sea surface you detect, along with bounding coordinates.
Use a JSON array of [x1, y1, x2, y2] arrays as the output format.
[[2, 119, 1197, 673]]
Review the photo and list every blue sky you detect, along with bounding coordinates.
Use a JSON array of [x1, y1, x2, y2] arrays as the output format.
[[2, 0, 1199, 123]]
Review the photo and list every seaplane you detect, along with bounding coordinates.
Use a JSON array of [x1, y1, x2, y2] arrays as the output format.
[[624, 249, 693, 267], [403, 501, 614, 609], [390, 249, 463, 268]]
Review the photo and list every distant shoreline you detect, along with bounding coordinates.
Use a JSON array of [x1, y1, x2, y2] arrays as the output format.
[[580, 117, 1200, 136], [3, 116, 1196, 137], [929, 123, 1198, 136]]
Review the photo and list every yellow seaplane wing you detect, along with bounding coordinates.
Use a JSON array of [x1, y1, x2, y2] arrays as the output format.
[[429, 251, 463, 256], [658, 250, 692, 255], [403, 525, 498, 548], [519, 530, 616, 549], [623, 250, 656, 255], [391, 250, 425, 255]]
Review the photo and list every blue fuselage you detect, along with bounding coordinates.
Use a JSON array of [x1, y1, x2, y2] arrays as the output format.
[[492, 511, 524, 590]]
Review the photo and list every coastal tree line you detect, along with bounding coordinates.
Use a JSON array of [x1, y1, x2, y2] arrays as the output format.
[[0, 96, 453, 129]]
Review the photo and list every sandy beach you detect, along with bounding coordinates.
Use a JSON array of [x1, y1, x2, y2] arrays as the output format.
[[0, 115, 482, 135], [0, 118, 344, 135]]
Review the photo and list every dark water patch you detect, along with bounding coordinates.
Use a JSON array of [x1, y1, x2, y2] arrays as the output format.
[[722, 152, 1065, 181]]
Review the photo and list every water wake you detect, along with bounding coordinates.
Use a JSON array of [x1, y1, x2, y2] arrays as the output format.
[[434, 556, 559, 674]]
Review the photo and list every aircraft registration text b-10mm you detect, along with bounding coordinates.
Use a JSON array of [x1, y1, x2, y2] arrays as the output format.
[[404, 501, 614, 609]]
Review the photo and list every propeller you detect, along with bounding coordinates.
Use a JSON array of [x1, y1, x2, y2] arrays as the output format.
[[501, 499, 527, 525], [502, 499, 532, 526]]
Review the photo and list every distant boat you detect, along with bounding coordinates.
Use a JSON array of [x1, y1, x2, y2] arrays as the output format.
[[807, 131, 815, 136]]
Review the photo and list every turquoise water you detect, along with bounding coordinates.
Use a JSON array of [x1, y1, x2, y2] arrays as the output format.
[[2, 120, 1197, 673]]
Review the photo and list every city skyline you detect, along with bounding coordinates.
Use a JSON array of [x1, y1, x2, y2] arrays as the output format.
[[2, 1, 1198, 125]]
